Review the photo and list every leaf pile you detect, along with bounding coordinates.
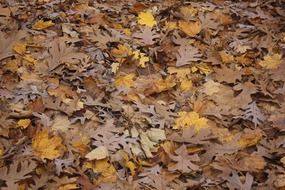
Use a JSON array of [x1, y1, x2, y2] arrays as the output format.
[[0, 0, 285, 189]]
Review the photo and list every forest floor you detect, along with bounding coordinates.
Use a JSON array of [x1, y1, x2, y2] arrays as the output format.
[[0, 0, 285, 189]]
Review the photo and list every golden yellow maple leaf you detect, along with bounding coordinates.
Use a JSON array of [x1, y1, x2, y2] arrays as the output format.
[[178, 21, 201, 37], [133, 50, 149, 68], [32, 20, 54, 30], [23, 54, 37, 64], [125, 161, 136, 176], [137, 11, 157, 27], [192, 64, 213, 75], [258, 53, 282, 69], [32, 128, 66, 160], [17, 119, 31, 129], [114, 74, 135, 88], [174, 111, 208, 131]]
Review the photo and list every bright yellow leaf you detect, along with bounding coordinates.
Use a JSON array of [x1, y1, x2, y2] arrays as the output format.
[[17, 119, 31, 129], [126, 161, 136, 176], [258, 53, 282, 69], [174, 111, 208, 131], [32, 20, 54, 30], [180, 78, 192, 92], [137, 11, 157, 27], [32, 128, 66, 160], [178, 20, 201, 37], [13, 42, 26, 55], [133, 50, 149, 68], [114, 74, 135, 88]]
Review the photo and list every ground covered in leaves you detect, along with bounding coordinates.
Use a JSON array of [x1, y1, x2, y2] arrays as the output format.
[[0, 0, 285, 189]]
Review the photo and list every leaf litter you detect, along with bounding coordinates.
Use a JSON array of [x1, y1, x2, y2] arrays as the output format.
[[0, 0, 284, 189]]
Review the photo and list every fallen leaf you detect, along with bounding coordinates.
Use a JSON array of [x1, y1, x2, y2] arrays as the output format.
[[17, 119, 31, 129], [114, 74, 135, 88], [32, 128, 66, 160], [258, 53, 282, 69], [174, 111, 208, 131], [178, 21, 201, 37], [137, 11, 157, 27], [85, 146, 109, 160], [32, 20, 55, 30], [12, 42, 26, 55]]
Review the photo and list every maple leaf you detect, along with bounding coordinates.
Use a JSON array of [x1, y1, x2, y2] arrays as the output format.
[[32, 128, 66, 160], [174, 111, 208, 131], [258, 53, 282, 69], [137, 11, 157, 27], [168, 145, 200, 173], [176, 45, 202, 67], [17, 119, 31, 129]]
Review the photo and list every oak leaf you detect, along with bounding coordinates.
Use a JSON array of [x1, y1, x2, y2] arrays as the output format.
[[178, 21, 201, 37], [258, 53, 282, 69], [32, 20, 54, 30]]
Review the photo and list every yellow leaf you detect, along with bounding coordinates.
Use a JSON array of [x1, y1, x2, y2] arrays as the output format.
[[111, 44, 132, 63], [84, 159, 117, 183], [174, 111, 208, 131], [133, 50, 149, 68], [126, 161, 136, 176], [32, 20, 54, 30], [32, 128, 66, 160], [195, 64, 213, 75], [123, 28, 132, 36], [114, 74, 135, 88], [258, 53, 282, 69], [165, 21, 177, 30], [17, 119, 31, 129], [137, 11, 157, 27], [178, 21, 201, 37], [180, 79, 192, 92], [13, 42, 26, 55], [219, 51, 235, 64], [85, 146, 109, 160]]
